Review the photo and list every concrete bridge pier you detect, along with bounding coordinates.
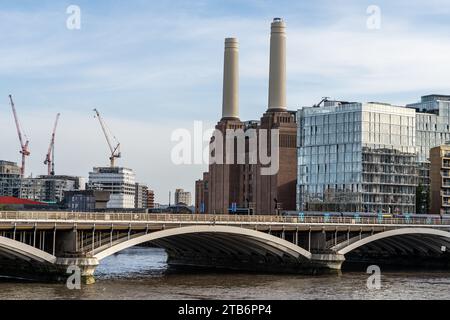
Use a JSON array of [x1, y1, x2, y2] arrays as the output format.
[[310, 254, 346, 272], [55, 257, 99, 285]]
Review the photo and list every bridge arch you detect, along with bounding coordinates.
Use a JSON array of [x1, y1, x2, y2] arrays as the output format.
[[93, 225, 312, 261], [0, 236, 56, 264], [336, 228, 450, 256]]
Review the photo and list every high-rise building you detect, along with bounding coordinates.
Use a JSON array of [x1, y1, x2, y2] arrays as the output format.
[[147, 189, 155, 209], [297, 101, 417, 214], [0, 160, 21, 197], [174, 188, 192, 206], [430, 145, 450, 215], [134, 183, 148, 209], [88, 167, 135, 209]]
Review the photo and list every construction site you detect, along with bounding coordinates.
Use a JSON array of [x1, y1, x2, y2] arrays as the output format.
[[0, 95, 154, 211]]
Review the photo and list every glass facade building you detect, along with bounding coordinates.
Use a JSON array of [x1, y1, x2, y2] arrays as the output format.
[[407, 95, 450, 186], [297, 101, 417, 214]]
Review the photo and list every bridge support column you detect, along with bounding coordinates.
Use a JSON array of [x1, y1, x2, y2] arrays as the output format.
[[310, 254, 346, 272], [55, 257, 99, 285]]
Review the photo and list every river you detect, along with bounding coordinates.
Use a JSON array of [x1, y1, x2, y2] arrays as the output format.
[[0, 247, 449, 300]]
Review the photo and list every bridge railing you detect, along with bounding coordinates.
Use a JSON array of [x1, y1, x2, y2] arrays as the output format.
[[0, 211, 448, 226]]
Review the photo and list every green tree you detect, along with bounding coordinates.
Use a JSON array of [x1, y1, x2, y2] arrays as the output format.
[[416, 184, 429, 214]]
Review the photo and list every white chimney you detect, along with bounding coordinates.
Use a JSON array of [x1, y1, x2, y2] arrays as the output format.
[[268, 18, 287, 111], [222, 38, 239, 120]]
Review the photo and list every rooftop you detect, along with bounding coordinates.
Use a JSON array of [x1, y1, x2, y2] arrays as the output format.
[[0, 196, 46, 205], [421, 94, 450, 102]]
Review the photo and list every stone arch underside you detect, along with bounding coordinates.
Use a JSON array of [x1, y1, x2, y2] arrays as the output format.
[[93, 225, 316, 273]]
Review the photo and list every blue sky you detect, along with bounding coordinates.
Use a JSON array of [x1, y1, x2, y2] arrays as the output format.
[[1, 0, 450, 203]]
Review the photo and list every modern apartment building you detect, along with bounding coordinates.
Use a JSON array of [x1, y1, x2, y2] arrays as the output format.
[[297, 101, 417, 214], [134, 183, 148, 209], [88, 167, 136, 209], [430, 145, 450, 215], [407, 95, 450, 186], [405, 95, 450, 213], [0, 160, 21, 197], [20, 175, 84, 203]]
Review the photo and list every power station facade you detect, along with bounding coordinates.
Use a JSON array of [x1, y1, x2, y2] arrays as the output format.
[[195, 18, 450, 216], [200, 18, 298, 215]]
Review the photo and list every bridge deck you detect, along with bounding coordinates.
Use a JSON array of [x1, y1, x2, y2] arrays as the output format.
[[0, 211, 449, 231]]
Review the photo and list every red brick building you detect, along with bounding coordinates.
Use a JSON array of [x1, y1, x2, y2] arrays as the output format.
[[196, 19, 297, 215]]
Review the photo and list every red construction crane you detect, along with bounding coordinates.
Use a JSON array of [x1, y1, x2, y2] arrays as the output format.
[[44, 113, 60, 176], [93, 108, 121, 167], [8, 94, 30, 177]]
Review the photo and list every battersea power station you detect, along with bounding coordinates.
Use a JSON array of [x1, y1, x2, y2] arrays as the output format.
[[196, 18, 450, 217], [195, 18, 298, 215]]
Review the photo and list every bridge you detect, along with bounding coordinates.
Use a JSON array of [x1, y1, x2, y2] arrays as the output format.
[[0, 211, 450, 284]]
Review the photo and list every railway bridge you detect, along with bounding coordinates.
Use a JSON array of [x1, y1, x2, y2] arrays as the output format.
[[0, 211, 450, 284]]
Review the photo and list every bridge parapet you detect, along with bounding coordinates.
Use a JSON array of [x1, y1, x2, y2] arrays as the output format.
[[1, 211, 450, 228]]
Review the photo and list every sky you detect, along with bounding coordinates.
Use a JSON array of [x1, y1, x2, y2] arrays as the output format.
[[0, 0, 450, 203]]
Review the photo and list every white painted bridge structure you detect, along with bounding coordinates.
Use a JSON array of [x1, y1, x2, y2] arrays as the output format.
[[0, 211, 450, 283]]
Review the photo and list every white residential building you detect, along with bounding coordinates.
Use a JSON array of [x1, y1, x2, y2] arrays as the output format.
[[88, 167, 136, 209]]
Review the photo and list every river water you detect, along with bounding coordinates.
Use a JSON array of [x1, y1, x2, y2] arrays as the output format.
[[0, 247, 449, 300]]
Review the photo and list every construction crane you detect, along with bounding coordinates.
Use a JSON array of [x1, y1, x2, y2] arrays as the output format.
[[8, 94, 30, 177], [93, 108, 121, 167], [44, 113, 60, 176], [313, 97, 330, 108]]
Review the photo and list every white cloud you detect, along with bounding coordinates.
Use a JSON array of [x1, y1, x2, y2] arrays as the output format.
[[1, 2, 450, 201]]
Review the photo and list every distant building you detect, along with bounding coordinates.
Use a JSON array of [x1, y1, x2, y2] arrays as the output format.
[[20, 175, 84, 203], [88, 167, 135, 209], [0, 161, 21, 197], [195, 172, 209, 213], [64, 190, 110, 212], [134, 183, 148, 209], [147, 189, 155, 209], [149, 204, 193, 214], [430, 145, 450, 215], [174, 188, 192, 206]]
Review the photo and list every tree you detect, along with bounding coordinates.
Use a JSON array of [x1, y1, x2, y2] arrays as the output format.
[[416, 184, 429, 214]]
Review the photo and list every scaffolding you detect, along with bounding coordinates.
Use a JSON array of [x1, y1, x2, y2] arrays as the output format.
[[0, 161, 21, 198], [361, 147, 417, 214]]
